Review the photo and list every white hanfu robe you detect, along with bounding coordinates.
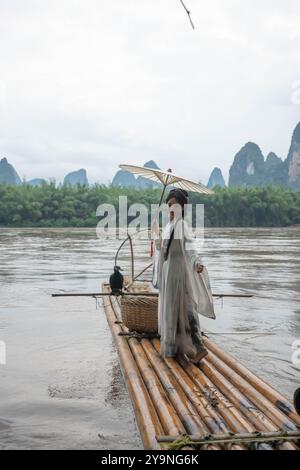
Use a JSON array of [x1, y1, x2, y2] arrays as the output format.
[[153, 217, 215, 358]]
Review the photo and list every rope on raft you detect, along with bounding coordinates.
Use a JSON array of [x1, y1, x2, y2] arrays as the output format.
[[167, 435, 194, 450], [157, 430, 300, 450], [118, 331, 160, 340]]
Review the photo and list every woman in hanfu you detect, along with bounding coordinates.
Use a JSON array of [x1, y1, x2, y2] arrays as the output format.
[[152, 188, 215, 363]]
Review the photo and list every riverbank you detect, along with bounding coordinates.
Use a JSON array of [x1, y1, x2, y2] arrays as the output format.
[[0, 184, 300, 228]]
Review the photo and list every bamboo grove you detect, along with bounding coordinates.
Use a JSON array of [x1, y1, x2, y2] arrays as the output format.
[[0, 183, 300, 228]]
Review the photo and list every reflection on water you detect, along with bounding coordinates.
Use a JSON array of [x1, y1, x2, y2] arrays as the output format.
[[0, 227, 299, 449]]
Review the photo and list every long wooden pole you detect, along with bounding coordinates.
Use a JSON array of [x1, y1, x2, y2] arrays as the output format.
[[52, 292, 253, 298], [51, 292, 159, 297]]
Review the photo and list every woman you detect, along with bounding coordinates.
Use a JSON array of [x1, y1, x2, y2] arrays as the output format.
[[153, 188, 215, 363]]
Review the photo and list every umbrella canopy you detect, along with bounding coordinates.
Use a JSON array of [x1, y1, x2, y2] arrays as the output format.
[[119, 164, 214, 195]]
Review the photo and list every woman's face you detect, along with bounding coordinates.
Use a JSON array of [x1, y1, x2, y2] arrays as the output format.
[[167, 197, 182, 221]]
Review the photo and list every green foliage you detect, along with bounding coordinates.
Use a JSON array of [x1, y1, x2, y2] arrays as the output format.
[[190, 186, 300, 227], [0, 183, 299, 227]]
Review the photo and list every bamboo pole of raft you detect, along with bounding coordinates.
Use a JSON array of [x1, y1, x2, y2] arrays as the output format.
[[173, 357, 274, 451], [111, 295, 210, 446], [102, 286, 163, 449], [102, 285, 297, 450], [105, 291, 193, 450], [110, 294, 195, 450], [164, 333, 288, 450], [140, 339, 221, 450], [111, 294, 214, 450], [150, 340, 244, 450], [204, 337, 300, 428], [126, 338, 188, 438], [205, 348, 298, 433], [197, 361, 293, 451], [199, 358, 296, 450], [112, 298, 274, 450], [151, 339, 251, 431]]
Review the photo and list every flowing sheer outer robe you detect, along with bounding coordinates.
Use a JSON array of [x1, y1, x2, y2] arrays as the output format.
[[152, 217, 215, 357]]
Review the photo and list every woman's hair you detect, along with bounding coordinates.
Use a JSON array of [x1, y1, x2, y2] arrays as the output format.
[[166, 188, 189, 209], [164, 189, 189, 260]]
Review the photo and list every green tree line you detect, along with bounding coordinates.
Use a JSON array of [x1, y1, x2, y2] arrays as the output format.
[[0, 183, 299, 227]]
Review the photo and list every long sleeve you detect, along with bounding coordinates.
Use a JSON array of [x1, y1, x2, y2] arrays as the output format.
[[181, 221, 203, 270]]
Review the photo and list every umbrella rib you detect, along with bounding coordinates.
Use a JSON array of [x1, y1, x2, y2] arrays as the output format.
[[118, 164, 214, 195], [153, 170, 167, 185]]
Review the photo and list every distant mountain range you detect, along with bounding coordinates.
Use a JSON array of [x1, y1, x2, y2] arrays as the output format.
[[0, 159, 89, 187], [1, 121, 300, 190], [111, 121, 300, 190], [227, 121, 300, 189], [63, 169, 88, 186], [112, 160, 162, 188], [0, 158, 22, 185]]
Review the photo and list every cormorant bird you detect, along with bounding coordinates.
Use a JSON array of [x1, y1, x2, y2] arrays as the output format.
[[109, 266, 124, 295]]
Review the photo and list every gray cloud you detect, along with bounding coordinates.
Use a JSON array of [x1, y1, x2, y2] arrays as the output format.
[[0, 0, 299, 184]]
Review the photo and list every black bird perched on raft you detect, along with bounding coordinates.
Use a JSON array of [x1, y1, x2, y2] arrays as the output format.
[[109, 266, 124, 295]]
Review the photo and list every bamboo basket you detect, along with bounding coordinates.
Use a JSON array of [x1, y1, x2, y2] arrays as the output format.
[[120, 279, 159, 333], [121, 295, 158, 333]]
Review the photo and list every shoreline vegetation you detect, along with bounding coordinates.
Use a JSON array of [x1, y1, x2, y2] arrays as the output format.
[[0, 183, 300, 228]]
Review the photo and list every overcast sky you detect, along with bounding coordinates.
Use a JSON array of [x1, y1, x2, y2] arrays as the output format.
[[0, 0, 300, 185]]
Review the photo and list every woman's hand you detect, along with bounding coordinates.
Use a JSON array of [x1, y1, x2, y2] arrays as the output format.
[[195, 263, 204, 274]]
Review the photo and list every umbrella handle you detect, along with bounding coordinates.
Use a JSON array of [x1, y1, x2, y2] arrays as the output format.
[[158, 182, 168, 207]]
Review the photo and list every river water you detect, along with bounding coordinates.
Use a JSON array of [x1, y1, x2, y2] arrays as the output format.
[[0, 227, 299, 449]]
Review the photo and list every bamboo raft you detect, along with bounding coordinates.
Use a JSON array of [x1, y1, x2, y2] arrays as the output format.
[[102, 282, 300, 451]]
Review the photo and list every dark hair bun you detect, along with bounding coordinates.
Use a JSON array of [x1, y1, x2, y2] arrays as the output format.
[[168, 188, 188, 197], [166, 188, 189, 207]]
